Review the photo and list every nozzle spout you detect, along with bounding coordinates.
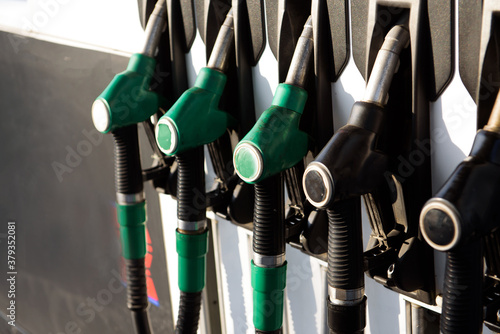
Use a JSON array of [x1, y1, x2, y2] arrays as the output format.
[[363, 22, 410, 105], [284, 16, 313, 88], [140, 0, 167, 58], [485, 90, 500, 133], [207, 9, 234, 72]]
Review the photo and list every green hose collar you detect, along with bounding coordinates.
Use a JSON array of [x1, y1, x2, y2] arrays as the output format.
[[177, 230, 209, 293], [251, 260, 287, 331], [117, 202, 147, 260]]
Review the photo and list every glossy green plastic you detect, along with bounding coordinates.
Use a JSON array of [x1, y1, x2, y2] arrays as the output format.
[[251, 261, 287, 331], [234, 84, 308, 183], [176, 230, 209, 293], [117, 201, 147, 260], [156, 67, 234, 155], [94, 53, 159, 133]]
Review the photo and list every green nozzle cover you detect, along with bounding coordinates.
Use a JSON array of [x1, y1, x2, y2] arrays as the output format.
[[176, 230, 209, 293], [252, 261, 287, 331], [234, 84, 308, 183], [117, 202, 147, 260], [156, 67, 234, 155], [93, 53, 159, 133]]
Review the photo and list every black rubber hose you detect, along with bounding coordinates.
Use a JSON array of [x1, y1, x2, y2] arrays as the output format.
[[112, 125, 143, 194], [441, 242, 483, 334], [112, 126, 152, 334], [327, 297, 366, 334], [126, 258, 152, 334], [132, 310, 153, 334], [253, 174, 284, 334], [125, 258, 149, 310], [253, 174, 284, 257], [326, 197, 366, 334], [175, 147, 206, 333], [175, 291, 203, 334], [327, 198, 364, 291], [176, 147, 206, 223]]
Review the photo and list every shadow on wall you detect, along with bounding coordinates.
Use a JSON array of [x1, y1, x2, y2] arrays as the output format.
[[285, 245, 321, 334], [218, 223, 249, 333]]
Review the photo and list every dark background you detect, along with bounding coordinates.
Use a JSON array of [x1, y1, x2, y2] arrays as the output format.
[[0, 31, 173, 333]]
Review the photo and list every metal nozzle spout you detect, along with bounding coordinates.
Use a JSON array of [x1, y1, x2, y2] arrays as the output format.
[[207, 9, 234, 72], [485, 90, 500, 133], [363, 21, 410, 105], [284, 16, 314, 88], [140, 0, 167, 58]]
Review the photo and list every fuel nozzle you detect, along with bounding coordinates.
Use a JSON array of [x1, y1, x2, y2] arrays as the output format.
[[91, 3, 168, 333], [418, 92, 500, 334], [299, 21, 409, 334], [232, 16, 313, 334], [91, 0, 166, 133], [420, 91, 500, 251], [155, 9, 235, 156], [302, 22, 410, 208], [233, 16, 313, 184]]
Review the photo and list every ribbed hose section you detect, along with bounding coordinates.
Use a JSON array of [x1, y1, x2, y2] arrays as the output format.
[[176, 148, 206, 223], [326, 197, 364, 290], [441, 242, 483, 334], [112, 125, 144, 194], [175, 291, 203, 334], [175, 147, 205, 333], [126, 258, 152, 334], [253, 174, 285, 257]]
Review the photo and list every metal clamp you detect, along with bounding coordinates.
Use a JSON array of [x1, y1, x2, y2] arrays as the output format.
[[253, 253, 286, 268]]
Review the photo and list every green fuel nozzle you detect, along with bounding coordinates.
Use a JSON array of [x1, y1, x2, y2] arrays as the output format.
[[233, 17, 313, 184], [234, 16, 313, 334], [155, 68, 233, 155], [91, 1, 166, 133], [234, 84, 308, 183], [152, 9, 235, 333], [90, 3, 168, 332], [155, 9, 235, 156]]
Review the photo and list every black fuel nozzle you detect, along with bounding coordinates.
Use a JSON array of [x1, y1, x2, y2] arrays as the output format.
[[420, 93, 500, 250], [419, 129, 500, 251], [419, 92, 500, 334], [303, 23, 410, 208], [302, 21, 410, 334]]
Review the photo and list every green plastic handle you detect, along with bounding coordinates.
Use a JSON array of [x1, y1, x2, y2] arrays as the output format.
[[92, 53, 160, 133], [155, 67, 234, 155], [233, 84, 308, 184]]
